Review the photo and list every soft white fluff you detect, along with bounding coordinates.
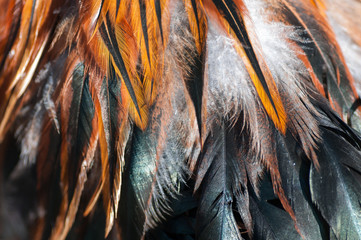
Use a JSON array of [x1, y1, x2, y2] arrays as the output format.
[[16, 63, 59, 166], [205, 0, 320, 162], [244, 0, 320, 157]]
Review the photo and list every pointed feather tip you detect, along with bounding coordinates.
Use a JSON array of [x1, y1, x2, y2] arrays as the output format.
[[270, 108, 287, 135], [0, 120, 8, 142], [128, 100, 149, 131], [132, 112, 148, 131], [104, 206, 115, 238], [259, 94, 287, 135], [83, 180, 105, 217], [259, 80, 287, 135], [312, 156, 320, 171]]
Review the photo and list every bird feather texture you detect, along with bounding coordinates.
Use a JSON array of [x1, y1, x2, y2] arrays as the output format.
[[0, 0, 361, 239]]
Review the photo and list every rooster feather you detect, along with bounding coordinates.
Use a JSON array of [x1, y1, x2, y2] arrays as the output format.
[[1, 0, 361, 239]]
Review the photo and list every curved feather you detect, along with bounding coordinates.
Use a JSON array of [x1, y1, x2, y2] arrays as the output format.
[[119, 64, 200, 240], [203, 0, 287, 133], [51, 63, 99, 240], [267, 0, 361, 130], [0, 0, 62, 140]]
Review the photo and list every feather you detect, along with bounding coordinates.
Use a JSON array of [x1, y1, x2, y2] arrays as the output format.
[[203, 0, 287, 134], [98, 15, 148, 129], [119, 53, 200, 240], [183, 0, 208, 126], [0, 0, 20, 71], [195, 120, 245, 240], [125, 0, 169, 104], [249, 179, 302, 240], [93, 72, 131, 237], [310, 129, 361, 239], [0, 0, 62, 139], [184, 0, 207, 54], [274, 133, 325, 239], [51, 62, 99, 240], [308, 98, 361, 239], [325, 0, 361, 128], [1, 1, 361, 240], [267, 0, 361, 129]]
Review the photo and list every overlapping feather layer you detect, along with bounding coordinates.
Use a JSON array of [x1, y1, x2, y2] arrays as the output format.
[[0, 0, 361, 239]]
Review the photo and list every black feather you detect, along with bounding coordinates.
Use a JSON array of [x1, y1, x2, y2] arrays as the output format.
[[99, 16, 142, 118], [67, 65, 95, 201], [309, 126, 361, 239], [195, 120, 243, 240]]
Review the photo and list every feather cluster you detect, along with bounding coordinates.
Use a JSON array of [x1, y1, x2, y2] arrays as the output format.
[[0, 0, 361, 239]]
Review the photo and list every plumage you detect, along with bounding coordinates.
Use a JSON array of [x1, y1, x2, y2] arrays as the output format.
[[1, 0, 361, 239]]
